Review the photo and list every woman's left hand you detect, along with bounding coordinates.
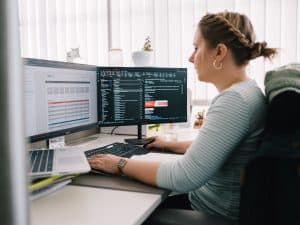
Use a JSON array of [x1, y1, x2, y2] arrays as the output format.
[[88, 154, 122, 174]]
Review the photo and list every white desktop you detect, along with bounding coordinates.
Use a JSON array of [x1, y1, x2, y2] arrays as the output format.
[[30, 131, 198, 225]]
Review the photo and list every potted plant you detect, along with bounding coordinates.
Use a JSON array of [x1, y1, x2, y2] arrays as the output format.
[[132, 36, 153, 66]]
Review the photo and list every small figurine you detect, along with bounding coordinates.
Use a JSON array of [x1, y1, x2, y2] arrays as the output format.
[[193, 110, 205, 129], [66, 47, 81, 63]]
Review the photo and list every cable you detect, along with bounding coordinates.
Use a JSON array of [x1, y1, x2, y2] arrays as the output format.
[[110, 126, 119, 135]]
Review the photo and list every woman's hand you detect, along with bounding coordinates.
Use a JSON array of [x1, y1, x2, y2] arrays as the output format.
[[145, 136, 192, 154], [145, 136, 169, 151], [88, 154, 121, 174]]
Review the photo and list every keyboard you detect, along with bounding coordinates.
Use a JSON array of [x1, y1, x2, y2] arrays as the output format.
[[29, 149, 54, 173], [85, 142, 149, 158]]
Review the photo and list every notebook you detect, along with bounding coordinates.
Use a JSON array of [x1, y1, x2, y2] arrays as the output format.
[[29, 148, 90, 178]]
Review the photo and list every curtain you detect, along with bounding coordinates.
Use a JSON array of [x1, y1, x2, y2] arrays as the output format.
[[18, 0, 300, 104]]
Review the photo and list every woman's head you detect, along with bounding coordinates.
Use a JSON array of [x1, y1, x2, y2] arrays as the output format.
[[190, 11, 277, 83], [200, 11, 277, 65]]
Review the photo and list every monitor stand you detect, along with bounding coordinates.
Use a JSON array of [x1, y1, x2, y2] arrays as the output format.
[[124, 124, 155, 146]]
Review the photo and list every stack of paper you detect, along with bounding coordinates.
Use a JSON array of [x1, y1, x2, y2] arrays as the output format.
[[30, 175, 76, 201]]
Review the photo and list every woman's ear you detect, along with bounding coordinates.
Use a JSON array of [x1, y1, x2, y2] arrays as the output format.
[[215, 43, 228, 61]]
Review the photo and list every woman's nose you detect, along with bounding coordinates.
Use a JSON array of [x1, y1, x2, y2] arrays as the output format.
[[189, 54, 194, 63]]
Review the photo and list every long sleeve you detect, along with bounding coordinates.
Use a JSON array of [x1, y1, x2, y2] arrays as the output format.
[[156, 90, 250, 192], [156, 80, 267, 220]]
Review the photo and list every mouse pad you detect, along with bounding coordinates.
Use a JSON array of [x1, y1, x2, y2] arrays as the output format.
[[71, 173, 169, 196]]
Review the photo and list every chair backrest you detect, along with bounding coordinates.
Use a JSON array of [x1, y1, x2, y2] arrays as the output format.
[[265, 91, 300, 134], [239, 90, 300, 225]]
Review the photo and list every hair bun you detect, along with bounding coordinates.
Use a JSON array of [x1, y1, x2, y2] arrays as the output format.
[[250, 41, 267, 59]]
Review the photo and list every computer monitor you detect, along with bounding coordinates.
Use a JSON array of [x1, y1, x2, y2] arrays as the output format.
[[97, 67, 187, 144], [24, 58, 98, 142]]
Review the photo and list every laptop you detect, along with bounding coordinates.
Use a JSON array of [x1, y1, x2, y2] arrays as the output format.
[[29, 148, 91, 178]]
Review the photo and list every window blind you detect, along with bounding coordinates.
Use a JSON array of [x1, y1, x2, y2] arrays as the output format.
[[18, 0, 300, 104]]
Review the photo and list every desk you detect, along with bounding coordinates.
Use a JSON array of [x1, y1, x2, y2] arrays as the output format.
[[30, 186, 162, 225], [30, 134, 166, 225], [30, 131, 197, 225]]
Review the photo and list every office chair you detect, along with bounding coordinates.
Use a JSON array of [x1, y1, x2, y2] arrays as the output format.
[[239, 90, 300, 225], [143, 208, 236, 225], [144, 91, 300, 225]]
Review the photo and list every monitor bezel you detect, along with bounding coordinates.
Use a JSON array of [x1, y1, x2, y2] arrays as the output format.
[[97, 66, 187, 127], [24, 58, 99, 143]]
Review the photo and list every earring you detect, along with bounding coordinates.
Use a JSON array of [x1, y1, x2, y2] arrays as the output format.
[[213, 59, 223, 70]]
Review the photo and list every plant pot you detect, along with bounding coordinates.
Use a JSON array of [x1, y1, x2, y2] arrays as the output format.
[[132, 50, 153, 66]]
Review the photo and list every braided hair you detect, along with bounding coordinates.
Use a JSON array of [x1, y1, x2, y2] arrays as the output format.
[[199, 12, 277, 66]]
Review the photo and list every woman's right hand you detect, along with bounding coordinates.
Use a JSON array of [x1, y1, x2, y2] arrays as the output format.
[[144, 136, 170, 152]]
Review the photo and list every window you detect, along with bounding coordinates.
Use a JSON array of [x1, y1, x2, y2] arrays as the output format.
[[19, 0, 300, 104]]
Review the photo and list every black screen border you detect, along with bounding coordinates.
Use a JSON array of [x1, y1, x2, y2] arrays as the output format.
[[97, 66, 187, 127]]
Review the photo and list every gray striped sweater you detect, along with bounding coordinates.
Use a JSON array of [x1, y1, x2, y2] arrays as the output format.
[[156, 79, 267, 220]]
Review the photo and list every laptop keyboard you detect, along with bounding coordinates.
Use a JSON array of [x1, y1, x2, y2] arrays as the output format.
[[29, 149, 54, 173], [85, 142, 149, 158]]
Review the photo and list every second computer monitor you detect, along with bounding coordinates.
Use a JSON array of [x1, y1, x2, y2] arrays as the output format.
[[24, 58, 98, 142], [97, 67, 187, 126]]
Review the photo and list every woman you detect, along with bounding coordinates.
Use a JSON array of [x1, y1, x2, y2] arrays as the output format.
[[88, 11, 277, 222]]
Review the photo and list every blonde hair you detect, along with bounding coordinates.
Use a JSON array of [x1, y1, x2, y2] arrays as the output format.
[[199, 11, 278, 66]]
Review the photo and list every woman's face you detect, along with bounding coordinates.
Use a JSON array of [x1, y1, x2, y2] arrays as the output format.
[[189, 29, 216, 82]]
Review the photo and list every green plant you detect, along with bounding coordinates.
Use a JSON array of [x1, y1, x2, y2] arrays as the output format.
[[143, 36, 153, 51]]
